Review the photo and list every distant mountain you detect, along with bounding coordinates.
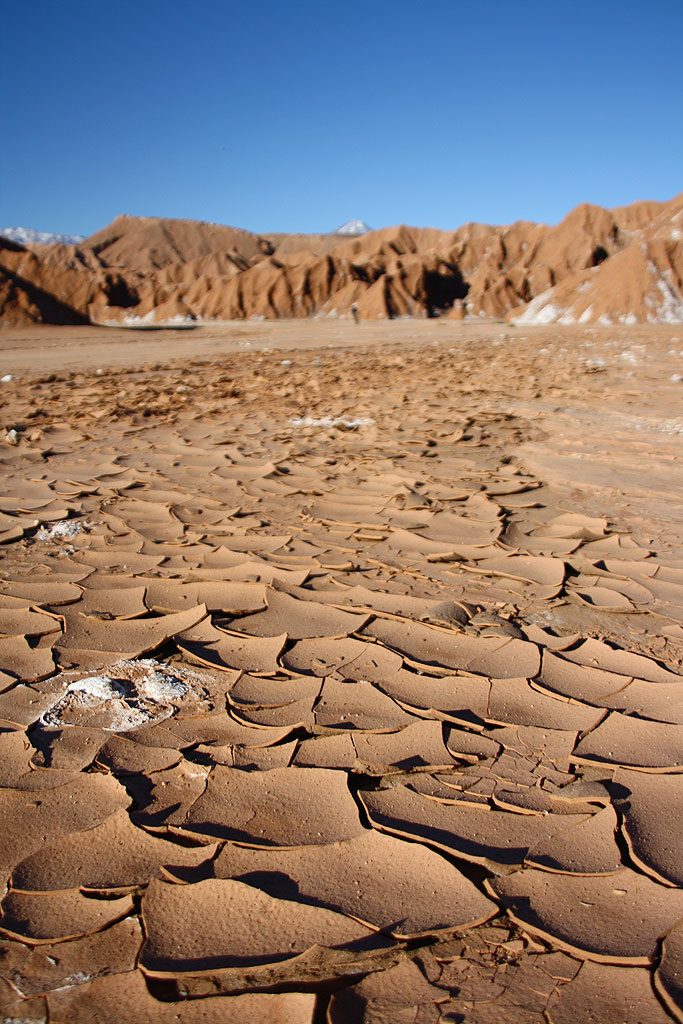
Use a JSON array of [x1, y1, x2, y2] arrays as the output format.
[[335, 220, 371, 236], [0, 226, 84, 246], [2, 197, 682, 326]]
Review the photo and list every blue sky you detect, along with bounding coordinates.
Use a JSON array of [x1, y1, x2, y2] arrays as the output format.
[[2, 0, 682, 237]]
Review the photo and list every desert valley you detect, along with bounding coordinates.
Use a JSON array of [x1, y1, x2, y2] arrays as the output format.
[[2, 192, 683, 329], [0, 198, 682, 1022]]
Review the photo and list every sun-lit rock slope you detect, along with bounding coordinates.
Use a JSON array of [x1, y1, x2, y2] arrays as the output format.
[[2, 194, 682, 326]]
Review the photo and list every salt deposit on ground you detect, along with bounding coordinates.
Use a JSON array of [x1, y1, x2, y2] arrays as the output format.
[[36, 518, 89, 541], [40, 659, 202, 731], [290, 415, 375, 428]]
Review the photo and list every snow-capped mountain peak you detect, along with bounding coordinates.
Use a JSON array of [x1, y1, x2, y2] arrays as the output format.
[[0, 226, 84, 246], [334, 220, 371, 236]]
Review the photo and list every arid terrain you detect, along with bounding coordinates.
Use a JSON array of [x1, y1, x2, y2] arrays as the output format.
[[2, 191, 683, 329], [0, 319, 682, 1023]]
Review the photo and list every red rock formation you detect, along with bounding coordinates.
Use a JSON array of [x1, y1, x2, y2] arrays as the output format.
[[2, 194, 682, 327]]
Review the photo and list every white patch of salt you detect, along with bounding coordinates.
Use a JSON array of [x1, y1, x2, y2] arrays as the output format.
[[291, 415, 375, 429], [68, 675, 126, 700], [40, 658, 198, 732], [36, 519, 89, 542]]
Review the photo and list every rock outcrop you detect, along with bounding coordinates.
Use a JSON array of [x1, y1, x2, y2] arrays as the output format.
[[2, 194, 682, 326]]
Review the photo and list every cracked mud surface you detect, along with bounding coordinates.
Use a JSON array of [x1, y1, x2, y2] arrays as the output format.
[[0, 320, 682, 1022]]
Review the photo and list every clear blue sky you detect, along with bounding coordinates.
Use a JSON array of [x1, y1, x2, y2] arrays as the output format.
[[2, 0, 681, 237]]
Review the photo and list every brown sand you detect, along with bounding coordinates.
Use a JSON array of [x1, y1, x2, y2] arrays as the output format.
[[0, 320, 682, 1022]]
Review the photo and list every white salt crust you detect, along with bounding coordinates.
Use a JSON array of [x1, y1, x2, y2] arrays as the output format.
[[40, 658, 203, 732]]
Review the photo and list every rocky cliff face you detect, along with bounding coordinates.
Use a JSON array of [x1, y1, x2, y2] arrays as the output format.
[[2, 195, 682, 327]]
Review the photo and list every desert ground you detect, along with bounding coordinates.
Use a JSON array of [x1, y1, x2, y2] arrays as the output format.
[[0, 319, 682, 1023]]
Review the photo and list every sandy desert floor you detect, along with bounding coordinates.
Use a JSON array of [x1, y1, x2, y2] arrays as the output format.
[[0, 319, 682, 1023]]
